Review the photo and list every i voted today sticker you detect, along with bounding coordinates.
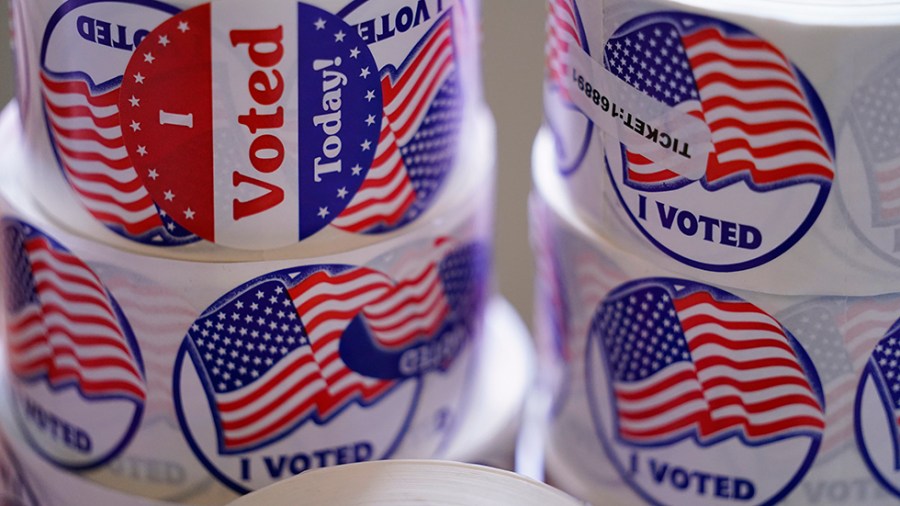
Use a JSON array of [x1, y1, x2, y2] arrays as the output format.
[[40, 0, 464, 249], [174, 240, 488, 493]]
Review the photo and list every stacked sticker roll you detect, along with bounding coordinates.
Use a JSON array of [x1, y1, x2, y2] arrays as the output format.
[[532, 0, 900, 504], [1, 0, 507, 503], [0, 296, 536, 505]]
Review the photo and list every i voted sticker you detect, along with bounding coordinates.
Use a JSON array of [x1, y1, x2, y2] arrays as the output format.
[[856, 318, 900, 498], [174, 240, 487, 493], [39, 0, 195, 247], [592, 11, 834, 272], [2, 219, 146, 470], [586, 278, 824, 505], [838, 54, 900, 269]]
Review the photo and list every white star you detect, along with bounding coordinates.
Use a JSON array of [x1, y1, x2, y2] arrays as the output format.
[[147, 169, 159, 180], [164, 190, 175, 201], [318, 207, 329, 218], [337, 187, 348, 199], [129, 120, 141, 132], [136, 145, 148, 156], [365, 114, 376, 126], [361, 139, 372, 151], [144, 52, 155, 64], [134, 73, 146, 84], [365, 90, 375, 101], [351, 164, 362, 176], [314, 18, 326, 30], [335, 30, 346, 42], [184, 207, 195, 219], [159, 35, 170, 47], [360, 67, 371, 78], [349, 47, 360, 59], [128, 95, 140, 107], [177, 21, 190, 33]]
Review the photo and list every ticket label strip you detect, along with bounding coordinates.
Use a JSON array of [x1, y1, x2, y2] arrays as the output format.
[[531, 191, 900, 505], [32, 0, 474, 249], [544, 0, 840, 274], [0, 198, 490, 499]]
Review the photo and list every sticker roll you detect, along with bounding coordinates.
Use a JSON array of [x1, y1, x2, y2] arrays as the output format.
[[543, 0, 900, 296], [12, 0, 485, 253], [0, 101, 496, 264], [0, 135, 494, 503], [531, 150, 900, 505], [228, 460, 584, 506], [0, 297, 528, 505], [0, 419, 181, 506]]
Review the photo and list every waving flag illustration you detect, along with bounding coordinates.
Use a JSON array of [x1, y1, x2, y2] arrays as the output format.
[[3, 222, 146, 403], [545, 0, 586, 94], [849, 64, 900, 227], [104, 268, 197, 424], [780, 302, 857, 461], [865, 325, 900, 471], [333, 15, 461, 233], [838, 298, 900, 371], [185, 242, 478, 453], [40, 72, 197, 245], [604, 14, 834, 192], [592, 280, 824, 445]]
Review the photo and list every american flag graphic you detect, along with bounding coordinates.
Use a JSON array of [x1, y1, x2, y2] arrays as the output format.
[[867, 329, 900, 470], [3, 222, 146, 403], [780, 302, 857, 462], [838, 298, 900, 372], [592, 280, 824, 445], [40, 71, 196, 245], [103, 268, 197, 424], [545, 0, 586, 94], [187, 250, 467, 453], [604, 14, 834, 192], [332, 15, 461, 233], [849, 65, 900, 226]]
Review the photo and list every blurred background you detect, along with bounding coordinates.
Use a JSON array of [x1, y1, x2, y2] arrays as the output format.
[[0, 2, 548, 326]]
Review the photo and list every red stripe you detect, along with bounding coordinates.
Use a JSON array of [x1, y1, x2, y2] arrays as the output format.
[[13, 341, 140, 378], [707, 159, 834, 185], [334, 187, 415, 232], [386, 49, 453, 140], [682, 28, 789, 67], [686, 333, 795, 356], [13, 355, 144, 401], [700, 95, 814, 119], [47, 118, 124, 149], [615, 370, 700, 402], [688, 52, 795, 79], [382, 19, 452, 103], [40, 72, 119, 108], [216, 353, 319, 413], [43, 99, 121, 129], [617, 389, 706, 421], [219, 363, 320, 431], [55, 140, 131, 170], [701, 374, 816, 394], [714, 137, 831, 161], [694, 355, 807, 377], [619, 411, 706, 440], [549, 0, 581, 47]]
